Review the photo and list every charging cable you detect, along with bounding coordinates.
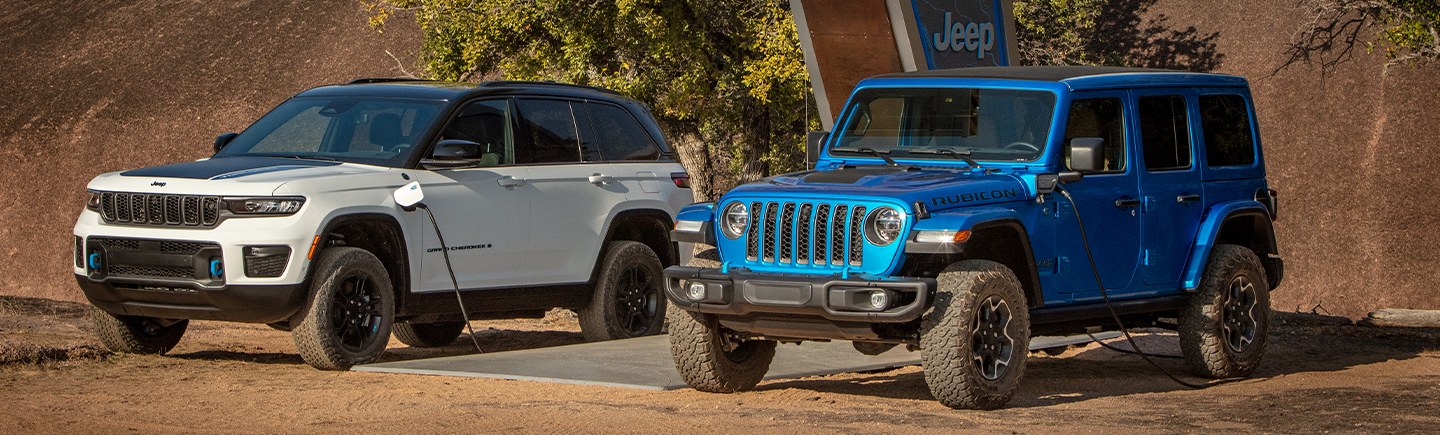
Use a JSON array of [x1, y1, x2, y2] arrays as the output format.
[[413, 203, 484, 354], [1054, 184, 1241, 389]]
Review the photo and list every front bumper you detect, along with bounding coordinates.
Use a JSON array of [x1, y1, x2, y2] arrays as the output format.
[[663, 265, 936, 323], [77, 275, 309, 323]]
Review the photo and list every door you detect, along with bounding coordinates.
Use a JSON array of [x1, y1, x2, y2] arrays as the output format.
[[1134, 90, 1204, 287], [1052, 92, 1142, 294], [514, 98, 630, 284], [582, 102, 671, 199], [413, 98, 536, 291]]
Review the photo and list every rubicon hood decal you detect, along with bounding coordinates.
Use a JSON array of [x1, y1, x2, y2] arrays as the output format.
[[120, 157, 340, 180]]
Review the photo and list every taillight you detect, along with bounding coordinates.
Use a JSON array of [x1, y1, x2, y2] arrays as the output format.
[[671, 172, 691, 188]]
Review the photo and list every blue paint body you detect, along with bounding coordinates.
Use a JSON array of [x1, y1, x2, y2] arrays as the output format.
[[692, 68, 1277, 310]]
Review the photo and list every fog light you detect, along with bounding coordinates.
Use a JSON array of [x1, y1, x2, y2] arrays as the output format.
[[868, 290, 889, 310], [686, 281, 707, 300]]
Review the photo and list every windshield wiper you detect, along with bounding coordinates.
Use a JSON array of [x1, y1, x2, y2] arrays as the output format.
[[908, 148, 982, 171], [832, 147, 899, 166], [277, 154, 338, 162]]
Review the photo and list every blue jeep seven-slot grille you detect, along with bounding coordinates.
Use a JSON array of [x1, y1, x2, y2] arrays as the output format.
[[98, 192, 221, 227], [745, 201, 867, 267]]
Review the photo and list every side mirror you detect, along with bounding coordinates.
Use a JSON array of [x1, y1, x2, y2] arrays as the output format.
[[421, 139, 483, 168], [806, 131, 829, 170], [1067, 137, 1105, 172], [214, 133, 239, 153], [393, 181, 423, 210]]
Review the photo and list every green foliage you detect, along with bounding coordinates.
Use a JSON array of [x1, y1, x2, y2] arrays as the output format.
[[1373, 0, 1440, 66], [369, 0, 814, 194], [1286, 0, 1440, 73], [1012, 0, 1125, 66]]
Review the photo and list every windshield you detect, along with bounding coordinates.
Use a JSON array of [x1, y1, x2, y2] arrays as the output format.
[[214, 96, 444, 167], [830, 87, 1056, 162]]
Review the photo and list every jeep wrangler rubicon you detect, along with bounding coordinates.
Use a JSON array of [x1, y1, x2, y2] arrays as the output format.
[[665, 66, 1282, 409], [74, 79, 693, 370]]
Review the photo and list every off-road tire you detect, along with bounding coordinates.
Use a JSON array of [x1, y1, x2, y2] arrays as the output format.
[[393, 321, 466, 348], [579, 241, 667, 341], [90, 306, 187, 355], [919, 260, 1031, 410], [1180, 244, 1270, 378], [292, 247, 395, 370], [667, 303, 777, 393]]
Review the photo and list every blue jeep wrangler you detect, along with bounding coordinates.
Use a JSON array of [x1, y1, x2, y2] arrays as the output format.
[[664, 66, 1283, 409]]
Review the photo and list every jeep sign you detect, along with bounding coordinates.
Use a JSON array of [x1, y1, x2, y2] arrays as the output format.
[[911, 0, 1014, 68]]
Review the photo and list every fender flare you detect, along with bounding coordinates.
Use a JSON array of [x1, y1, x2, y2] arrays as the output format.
[[908, 208, 1044, 306], [1180, 200, 1275, 291]]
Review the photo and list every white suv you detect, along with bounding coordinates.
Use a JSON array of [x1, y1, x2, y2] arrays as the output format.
[[73, 79, 693, 369]]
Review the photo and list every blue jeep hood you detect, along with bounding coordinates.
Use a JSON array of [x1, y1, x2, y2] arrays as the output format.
[[725, 166, 1032, 213]]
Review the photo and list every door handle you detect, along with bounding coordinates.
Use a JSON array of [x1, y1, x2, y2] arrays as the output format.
[[1114, 198, 1141, 209], [588, 174, 614, 185], [1176, 194, 1201, 203], [497, 175, 525, 187]]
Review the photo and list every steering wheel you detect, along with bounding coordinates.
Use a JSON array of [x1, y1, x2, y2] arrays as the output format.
[[1005, 142, 1040, 152]]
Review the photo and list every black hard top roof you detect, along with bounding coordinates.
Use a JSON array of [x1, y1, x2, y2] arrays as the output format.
[[874, 66, 1176, 81]]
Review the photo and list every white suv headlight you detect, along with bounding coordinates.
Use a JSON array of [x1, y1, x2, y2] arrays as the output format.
[[864, 206, 904, 246], [720, 201, 748, 239]]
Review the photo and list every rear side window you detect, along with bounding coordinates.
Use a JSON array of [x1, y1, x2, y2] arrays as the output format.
[[587, 103, 661, 161], [1137, 95, 1192, 171], [1199, 94, 1256, 167], [514, 99, 582, 164], [1064, 97, 1126, 173]]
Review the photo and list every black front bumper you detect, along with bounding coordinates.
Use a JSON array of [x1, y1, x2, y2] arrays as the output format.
[[663, 265, 936, 323], [77, 275, 310, 324]]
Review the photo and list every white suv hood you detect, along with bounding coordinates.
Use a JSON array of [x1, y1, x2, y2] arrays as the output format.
[[87, 157, 389, 196]]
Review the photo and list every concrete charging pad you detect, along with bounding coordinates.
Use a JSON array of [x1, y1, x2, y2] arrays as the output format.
[[354, 332, 1119, 390]]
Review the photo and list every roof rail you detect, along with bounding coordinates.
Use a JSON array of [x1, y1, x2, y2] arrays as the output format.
[[347, 78, 430, 84], [480, 80, 621, 95]]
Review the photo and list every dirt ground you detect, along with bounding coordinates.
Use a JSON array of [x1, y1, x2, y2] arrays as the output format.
[[0, 296, 1436, 434]]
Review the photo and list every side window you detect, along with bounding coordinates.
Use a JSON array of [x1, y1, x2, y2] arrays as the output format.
[[586, 103, 662, 161], [438, 99, 513, 166], [514, 99, 582, 164], [1064, 97, 1126, 173], [1137, 95, 1192, 171], [1199, 94, 1257, 168]]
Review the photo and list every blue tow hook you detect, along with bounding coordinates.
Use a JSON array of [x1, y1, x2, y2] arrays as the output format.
[[88, 253, 101, 269], [210, 260, 224, 278]]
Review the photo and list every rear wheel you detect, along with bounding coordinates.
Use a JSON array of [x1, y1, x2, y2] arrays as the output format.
[[578, 241, 667, 341], [90, 306, 187, 355], [1180, 244, 1271, 378], [393, 321, 466, 348], [919, 260, 1030, 410], [292, 247, 395, 370], [667, 304, 777, 393]]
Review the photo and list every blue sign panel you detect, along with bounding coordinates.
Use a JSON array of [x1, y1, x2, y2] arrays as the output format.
[[911, 0, 1012, 68]]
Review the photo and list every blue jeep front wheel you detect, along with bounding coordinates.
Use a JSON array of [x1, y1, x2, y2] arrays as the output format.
[[919, 259, 1031, 410]]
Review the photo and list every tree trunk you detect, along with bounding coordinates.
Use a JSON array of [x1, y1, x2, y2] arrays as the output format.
[[735, 100, 770, 184], [1360, 309, 1440, 328], [661, 120, 718, 201]]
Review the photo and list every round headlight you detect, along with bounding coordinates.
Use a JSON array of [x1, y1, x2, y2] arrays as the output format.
[[721, 202, 749, 239], [864, 207, 904, 246]]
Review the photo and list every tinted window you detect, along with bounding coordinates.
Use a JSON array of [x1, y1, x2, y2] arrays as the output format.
[[1138, 95, 1192, 171], [587, 103, 661, 161], [1064, 97, 1126, 173], [515, 99, 582, 164], [216, 97, 443, 168], [1199, 94, 1256, 167], [438, 99, 512, 166]]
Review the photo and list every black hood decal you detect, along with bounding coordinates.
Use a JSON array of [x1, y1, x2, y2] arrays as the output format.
[[801, 166, 913, 184], [120, 157, 340, 180]]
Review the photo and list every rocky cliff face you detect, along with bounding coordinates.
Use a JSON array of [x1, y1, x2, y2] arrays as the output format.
[[3, 0, 1437, 318]]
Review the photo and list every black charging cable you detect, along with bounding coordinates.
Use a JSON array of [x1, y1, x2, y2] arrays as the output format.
[[1054, 184, 1242, 389], [413, 203, 484, 354]]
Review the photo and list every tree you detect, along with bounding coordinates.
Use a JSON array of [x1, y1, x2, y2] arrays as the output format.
[[367, 0, 815, 200], [1012, 0, 1116, 66], [1282, 0, 1440, 73]]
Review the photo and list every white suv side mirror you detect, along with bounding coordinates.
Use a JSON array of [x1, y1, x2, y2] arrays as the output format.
[[394, 181, 424, 209]]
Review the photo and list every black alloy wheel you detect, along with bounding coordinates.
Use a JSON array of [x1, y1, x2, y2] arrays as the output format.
[[331, 274, 384, 352], [613, 264, 660, 336], [971, 295, 1016, 380], [1222, 275, 1258, 353]]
